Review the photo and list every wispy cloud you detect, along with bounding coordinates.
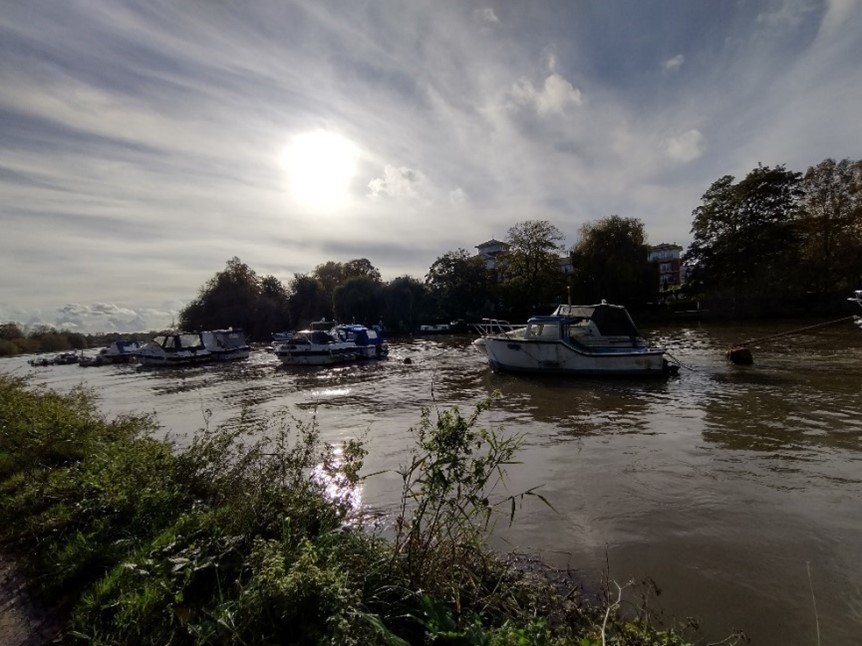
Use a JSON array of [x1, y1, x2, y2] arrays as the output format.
[[1, 0, 860, 331]]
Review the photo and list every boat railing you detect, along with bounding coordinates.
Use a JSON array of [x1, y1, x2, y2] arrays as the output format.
[[474, 318, 521, 337]]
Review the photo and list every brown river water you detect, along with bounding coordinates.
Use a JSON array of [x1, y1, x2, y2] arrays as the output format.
[[2, 319, 861, 645]]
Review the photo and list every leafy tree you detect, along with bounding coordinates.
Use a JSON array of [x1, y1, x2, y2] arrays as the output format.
[[797, 158, 862, 295], [570, 216, 656, 306], [498, 220, 566, 317], [425, 249, 493, 321], [0, 323, 24, 341], [256, 275, 292, 336], [287, 274, 329, 329], [179, 258, 266, 338], [333, 276, 382, 325], [683, 164, 803, 314], [380, 276, 430, 334], [312, 258, 382, 319], [343, 258, 381, 283]]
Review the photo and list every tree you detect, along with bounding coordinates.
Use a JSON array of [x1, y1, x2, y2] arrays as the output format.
[[380, 276, 430, 334], [312, 258, 382, 319], [425, 249, 493, 320], [179, 258, 265, 338], [0, 323, 23, 341], [570, 216, 656, 306], [256, 275, 292, 336], [333, 276, 382, 324], [287, 274, 329, 329], [497, 220, 566, 317], [797, 158, 862, 295], [683, 165, 803, 314]]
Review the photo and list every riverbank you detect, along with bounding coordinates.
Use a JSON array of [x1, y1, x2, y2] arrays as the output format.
[[0, 374, 705, 645], [0, 555, 64, 645]]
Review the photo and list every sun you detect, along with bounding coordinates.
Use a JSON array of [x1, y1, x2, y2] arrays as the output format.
[[281, 130, 358, 210]]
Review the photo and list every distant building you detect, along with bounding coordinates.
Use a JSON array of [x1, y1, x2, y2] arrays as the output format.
[[475, 239, 509, 271], [477, 238, 573, 275], [647, 243, 684, 291]]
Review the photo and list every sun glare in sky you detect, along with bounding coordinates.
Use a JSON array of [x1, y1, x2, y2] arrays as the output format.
[[282, 130, 359, 210]]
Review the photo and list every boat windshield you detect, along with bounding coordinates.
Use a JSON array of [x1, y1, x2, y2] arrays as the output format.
[[525, 320, 562, 339]]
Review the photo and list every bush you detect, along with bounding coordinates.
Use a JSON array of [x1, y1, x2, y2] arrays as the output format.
[[0, 374, 705, 645]]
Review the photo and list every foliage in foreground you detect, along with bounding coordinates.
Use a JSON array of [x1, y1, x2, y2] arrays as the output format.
[[0, 374, 702, 645]]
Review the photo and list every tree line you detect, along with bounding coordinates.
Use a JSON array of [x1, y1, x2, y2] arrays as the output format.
[[176, 214, 659, 341], [180, 156, 860, 337], [2, 156, 858, 351], [684, 158, 862, 315]]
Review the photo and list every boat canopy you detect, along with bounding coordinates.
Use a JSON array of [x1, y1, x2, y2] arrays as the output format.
[[545, 303, 640, 337]]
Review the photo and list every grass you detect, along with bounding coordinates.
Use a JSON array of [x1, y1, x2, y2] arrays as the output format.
[[0, 373, 710, 645]]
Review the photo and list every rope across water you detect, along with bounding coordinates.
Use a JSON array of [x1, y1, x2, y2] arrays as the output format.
[[727, 315, 856, 364]]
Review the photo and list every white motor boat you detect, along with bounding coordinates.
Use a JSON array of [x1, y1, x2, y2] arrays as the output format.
[[274, 329, 358, 366], [201, 328, 250, 361], [79, 340, 141, 366], [135, 333, 211, 367], [475, 301, 675, 376], [331, 324, 388, 359]]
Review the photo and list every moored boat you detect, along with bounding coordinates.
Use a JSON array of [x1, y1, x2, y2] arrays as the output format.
[[79, 340, 141, 366], [135, 333, 211, 367], [274, 329, 358, 366], [28, 351, 80, 367], [332, 323, 389, 359], [201, 328, 250, 361], [475, 301, 675, 376]]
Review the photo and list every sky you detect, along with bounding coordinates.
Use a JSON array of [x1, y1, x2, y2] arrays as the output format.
[[2, 0, 861, 333]]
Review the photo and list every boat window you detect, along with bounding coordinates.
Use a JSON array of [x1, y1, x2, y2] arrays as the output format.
[[179, 334, 202, 348], [311, 331, 333, 344]]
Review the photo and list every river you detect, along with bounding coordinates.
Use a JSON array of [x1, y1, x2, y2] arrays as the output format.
[[2, 319, 861, 645]]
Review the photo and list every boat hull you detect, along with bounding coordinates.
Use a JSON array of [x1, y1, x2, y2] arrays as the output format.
[[136, 351, 212, 367], [275, 347, 358, 366], [482, 337, 668, 376]]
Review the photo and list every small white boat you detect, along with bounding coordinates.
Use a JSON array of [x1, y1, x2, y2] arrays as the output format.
[[201, 328, 250, 361], [29, 351, 80, 367], [476, 301, 674, 376], [135, 333, 211, 367], [274, 329, 358, 366], [332, 323, 389, 359], [79, 340, 141, 366]]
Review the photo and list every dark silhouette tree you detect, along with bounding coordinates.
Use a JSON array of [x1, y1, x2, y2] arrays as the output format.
[[179, 257, 289, 341], [380, 276, 430, 334], [287, 274, 329, 329], [570, 216, 656, 307], [497, 220, 566, 317], [797, 158, 862, 296], [333, 276, 382, 325], [683, 164, 803, 315], [425, 249, 493, 321]]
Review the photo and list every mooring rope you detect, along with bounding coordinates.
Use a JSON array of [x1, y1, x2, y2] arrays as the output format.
[[733, 315, 856, 348], [663, 350, 696, 371]]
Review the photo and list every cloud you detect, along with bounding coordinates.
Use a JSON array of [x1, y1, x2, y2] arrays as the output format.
[[756, 0, 817, 31], [509, 73, 583, 116], [448, 187, 467, 204], [50, 302, 179, 333], [663, 54, 685, 73], [367, 165, 428, 201], [663, 130, 706, 163], [474, 8, 499, 24]]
